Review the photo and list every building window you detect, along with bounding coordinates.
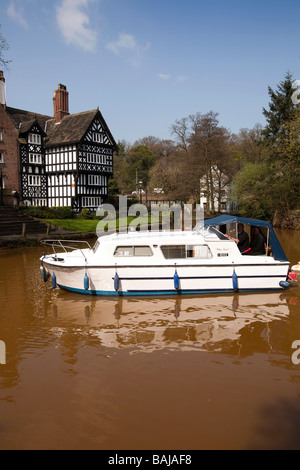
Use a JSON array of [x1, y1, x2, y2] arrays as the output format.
[[88, 174, 106, 186], [29, 153, 42, 164], [28, 175, 41, 186], [28, 133, 41, 144], [0, 130, 3, 141], [92, 132, 104, 143], [87, 153, 107, 164], [32, 199, 47, 207], [0, 152, 3, 163], [82, 196, 102, 208]]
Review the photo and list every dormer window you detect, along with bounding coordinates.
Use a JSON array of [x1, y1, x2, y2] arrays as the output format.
[[92, 132, 103, 143], [28, 133, 41, 144]]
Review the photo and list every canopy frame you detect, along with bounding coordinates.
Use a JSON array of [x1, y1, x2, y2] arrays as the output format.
[[202, 214, 288, 262]]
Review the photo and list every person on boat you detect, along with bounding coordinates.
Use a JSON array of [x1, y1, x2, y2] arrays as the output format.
[[249, 226, 265, 255], [225, 223, 250, 253], [236, 223, 250, 253]]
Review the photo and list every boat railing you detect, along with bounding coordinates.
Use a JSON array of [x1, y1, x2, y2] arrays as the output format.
[[41, 239, 92, 261]]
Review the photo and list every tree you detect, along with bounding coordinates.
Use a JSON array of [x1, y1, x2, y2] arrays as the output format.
[[112, 140, 131, 195], [271, 108, 300, 210], [171, 117, 190, 153], [134, 136, 176, 160], [262, 72, 300, 212], [148, 147, 192, 202], [232, 161, 274, 219], [232, 125, 270, 167], [231, 73, 300, 219], [125, 145, 156, 193], [0, 25, 11, 69], [188, 111, 232, 214], [262, 71, 297, 143]]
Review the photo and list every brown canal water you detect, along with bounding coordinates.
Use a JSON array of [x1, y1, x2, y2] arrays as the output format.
[[0, 230, 300, 450]]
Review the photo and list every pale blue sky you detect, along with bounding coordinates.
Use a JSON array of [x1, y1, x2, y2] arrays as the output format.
[[1, 0, 300, 144]]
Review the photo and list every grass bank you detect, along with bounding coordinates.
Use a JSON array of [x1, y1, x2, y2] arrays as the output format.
[[44, 215, 157, 233]]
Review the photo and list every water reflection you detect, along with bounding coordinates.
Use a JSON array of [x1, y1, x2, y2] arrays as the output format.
[[35, 289, 298, 356], [1, 238, 300, 450]]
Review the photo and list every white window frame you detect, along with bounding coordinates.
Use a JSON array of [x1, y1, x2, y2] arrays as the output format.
[[32, 199, 47, 207], [28, 175, 41, 186], [28, 133, 41, 145], [29, 153, 42, 164], [82, 196, 102, 208], [88, 174, 104, 186], [87, 153, 107, 164], [92, 132, 104, 143]]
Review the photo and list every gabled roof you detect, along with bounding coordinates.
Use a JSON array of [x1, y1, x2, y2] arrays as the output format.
[[44, 109, 118, 149], [5, 106, 51, 131], [19, 118, 47, 136], [4, 105, 118, 150]]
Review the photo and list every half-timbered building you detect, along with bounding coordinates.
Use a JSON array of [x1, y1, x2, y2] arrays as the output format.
[[0, 73, 117, 211], [45, 106, 116, 211], [19, 119, 48, 207]]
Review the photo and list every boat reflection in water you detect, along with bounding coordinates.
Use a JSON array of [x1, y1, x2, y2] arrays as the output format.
[[40, 291, 296, 356]]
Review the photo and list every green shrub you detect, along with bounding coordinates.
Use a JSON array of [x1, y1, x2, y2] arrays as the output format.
[[80, 208, 94, 219], [50, 207, 74, 219], [18, 205, 73, 219]]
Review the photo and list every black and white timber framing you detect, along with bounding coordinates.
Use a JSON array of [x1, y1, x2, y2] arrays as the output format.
[[19, 120, 48, 207], [1, 77, 118, 211], [18, 109, 117, 211]]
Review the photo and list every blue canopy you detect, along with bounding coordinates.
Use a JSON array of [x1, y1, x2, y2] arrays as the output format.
[[204, 214, 288, 262]]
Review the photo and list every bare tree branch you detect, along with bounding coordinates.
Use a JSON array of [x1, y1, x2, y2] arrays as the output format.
[[0, 25, 11, 69]]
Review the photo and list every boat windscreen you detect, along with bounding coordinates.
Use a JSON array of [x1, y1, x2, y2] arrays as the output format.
[[194, 224, 228, 240], [93, 240, 100, 252]]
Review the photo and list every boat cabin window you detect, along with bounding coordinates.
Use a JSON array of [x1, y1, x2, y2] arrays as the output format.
[[114, 246, 153, 257], [134, 246, 153, 256], [161, 245, 186, 259], [186, 245, 213, 259], [161, 245, 212, 259]]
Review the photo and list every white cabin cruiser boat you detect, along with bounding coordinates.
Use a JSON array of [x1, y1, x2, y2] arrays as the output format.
[[40, 215, 295, 296]]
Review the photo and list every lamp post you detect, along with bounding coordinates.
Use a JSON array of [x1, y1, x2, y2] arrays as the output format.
[[139, 180, 143, 204]]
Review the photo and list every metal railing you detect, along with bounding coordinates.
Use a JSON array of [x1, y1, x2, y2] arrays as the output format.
[[41, 239, 92, 262]]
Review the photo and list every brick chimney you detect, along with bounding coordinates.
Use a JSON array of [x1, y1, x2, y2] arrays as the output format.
[[0, 71, 6, 109], [53, 83, 69, 123]]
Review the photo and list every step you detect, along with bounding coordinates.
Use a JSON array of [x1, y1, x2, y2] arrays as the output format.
[[0, 226, 48, 236], [0, 209, 49, 236]]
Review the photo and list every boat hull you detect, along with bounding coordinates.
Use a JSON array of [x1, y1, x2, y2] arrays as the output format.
[[42, 261, 290, 296]]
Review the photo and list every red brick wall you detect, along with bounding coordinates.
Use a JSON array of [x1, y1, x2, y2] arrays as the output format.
[[0, 105, 21, 199]]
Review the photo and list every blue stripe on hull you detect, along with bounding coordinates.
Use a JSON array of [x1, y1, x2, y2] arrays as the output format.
[[57, 284, 284, 297]]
